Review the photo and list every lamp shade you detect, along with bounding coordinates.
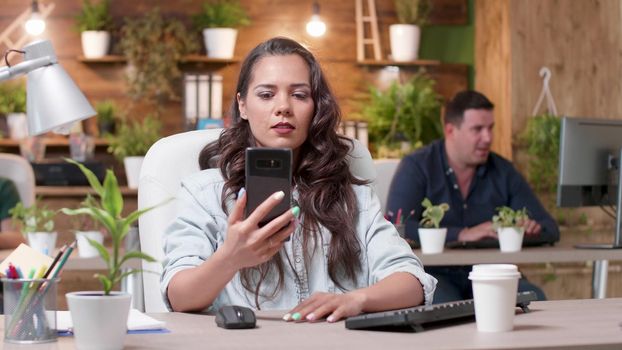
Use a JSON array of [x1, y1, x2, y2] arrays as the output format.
[[24, 40, 95, 135]]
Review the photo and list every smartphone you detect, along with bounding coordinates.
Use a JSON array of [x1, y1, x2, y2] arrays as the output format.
[[245, 148, 292, 229]]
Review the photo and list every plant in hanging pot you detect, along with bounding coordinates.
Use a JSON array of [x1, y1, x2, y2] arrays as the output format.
[[192, 0, 251, 58], [390, 0, 431, 61], [493, 206, 529, 253], [418, 198, 449, 254], [61, 160, 159, 350], [75, 0, 114, 58], [9, 199, 57, 256], [106, 114, 161, 189]]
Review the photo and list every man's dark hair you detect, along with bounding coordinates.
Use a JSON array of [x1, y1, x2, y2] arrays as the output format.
[[443, 90, 494, 125]]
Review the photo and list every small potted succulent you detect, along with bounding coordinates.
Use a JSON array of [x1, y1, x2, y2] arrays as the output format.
[[192, 0, 251, 58], [418, 197, 449, 254], [493, 206, 529, 252], [75, 0, 113, 58], [9, 199, 56, 256], [61, 159, 160, 350]]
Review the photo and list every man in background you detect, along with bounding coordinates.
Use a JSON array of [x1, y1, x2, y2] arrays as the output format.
[[386, 90, 559, 303], [0, 177, 28, 249]]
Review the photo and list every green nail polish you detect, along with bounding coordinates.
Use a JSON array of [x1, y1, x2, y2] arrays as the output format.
[[291, 206, 300, 217], [291, 312, 301, 321]]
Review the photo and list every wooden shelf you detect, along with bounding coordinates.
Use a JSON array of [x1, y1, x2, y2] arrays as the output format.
[[357, 59, 442, 67], [78, 55, 239, 64], [0, 138, 109, 148], [36, 186, 137, 197]]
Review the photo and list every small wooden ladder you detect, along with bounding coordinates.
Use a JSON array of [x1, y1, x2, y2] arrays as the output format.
[[355, 0, 382, 62]]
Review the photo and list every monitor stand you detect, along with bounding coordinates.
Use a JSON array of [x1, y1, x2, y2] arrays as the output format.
[[576, 148, 622, 250]]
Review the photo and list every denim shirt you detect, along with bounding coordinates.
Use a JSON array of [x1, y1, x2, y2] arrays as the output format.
[[386, 140, 560, 243], [161, 169, 437, 312]]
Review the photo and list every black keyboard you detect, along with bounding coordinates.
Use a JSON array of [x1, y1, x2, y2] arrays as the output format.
[[345, 291, 536, 332]]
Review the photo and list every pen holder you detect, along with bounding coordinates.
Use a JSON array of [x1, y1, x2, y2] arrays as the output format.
[[2, 278, 59, 344]]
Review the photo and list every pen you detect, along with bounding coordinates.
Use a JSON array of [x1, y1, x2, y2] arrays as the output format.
[[43, 244, 67, 279]]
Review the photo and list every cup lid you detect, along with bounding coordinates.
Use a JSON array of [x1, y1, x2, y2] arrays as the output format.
[[468, 264, 521, 280]]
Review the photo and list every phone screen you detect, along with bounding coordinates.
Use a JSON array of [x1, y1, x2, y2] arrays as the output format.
[[245, 148, 292, 227]]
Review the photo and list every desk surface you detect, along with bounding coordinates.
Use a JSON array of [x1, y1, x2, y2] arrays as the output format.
[[417, 244, 622, 265], [6, 298, 619, 349]]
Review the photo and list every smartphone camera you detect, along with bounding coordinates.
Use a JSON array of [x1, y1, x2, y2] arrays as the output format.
[[256, 159, 282, 169]]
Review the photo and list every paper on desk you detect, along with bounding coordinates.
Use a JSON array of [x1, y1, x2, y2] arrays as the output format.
[[0, 243, 53, 276], [57, 309, 166, 331]]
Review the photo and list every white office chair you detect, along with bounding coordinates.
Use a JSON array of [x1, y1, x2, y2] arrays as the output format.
[[137, 129, 376, 312], [371, 159, 400, 213], [0, 153, 35, 207]]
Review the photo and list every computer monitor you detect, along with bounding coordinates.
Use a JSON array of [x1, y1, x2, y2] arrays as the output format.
[[557, 116, 622, 248]]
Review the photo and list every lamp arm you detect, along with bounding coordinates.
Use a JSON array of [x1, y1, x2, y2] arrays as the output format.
[[0, 55, 55, 81]]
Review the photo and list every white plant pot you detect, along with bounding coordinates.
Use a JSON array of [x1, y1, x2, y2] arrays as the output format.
[[418, 228, 447, 254], [497, 227, 525, 252], [75, 231, 104, 258], [7, 113, 28, 139], [66, 291, 131, 350], [123, 156, 144, 189], [27, 231, 57, 256], [389, 24, 421, 62], [81, 31, 111, 58], [202, 28, 237, 58]]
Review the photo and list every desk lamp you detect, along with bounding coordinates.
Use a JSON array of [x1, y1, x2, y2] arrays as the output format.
[[0, 40, 95, 135]]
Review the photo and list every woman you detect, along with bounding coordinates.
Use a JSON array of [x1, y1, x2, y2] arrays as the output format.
[[162, 37, 436, 322]]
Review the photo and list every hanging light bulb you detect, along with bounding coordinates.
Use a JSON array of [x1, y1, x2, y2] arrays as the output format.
[[25, 0, 46, 36], [306, 1, 326, 37]]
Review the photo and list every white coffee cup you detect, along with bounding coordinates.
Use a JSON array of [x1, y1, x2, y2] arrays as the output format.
[[497, 227, 525, 252], [468, 264, 521, 332], [418, 228, 447, 254]]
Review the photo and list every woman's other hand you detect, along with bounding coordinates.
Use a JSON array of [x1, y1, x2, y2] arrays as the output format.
[[283, 291, 367, 323]]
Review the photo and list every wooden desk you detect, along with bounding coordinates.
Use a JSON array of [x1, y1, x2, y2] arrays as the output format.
[[415, 244, 622, 298], [5, 298, 619, 349]]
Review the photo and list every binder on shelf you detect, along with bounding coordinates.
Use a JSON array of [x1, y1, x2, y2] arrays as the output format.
[[337, 121, 369, 150], [184, 73, 223, 130]]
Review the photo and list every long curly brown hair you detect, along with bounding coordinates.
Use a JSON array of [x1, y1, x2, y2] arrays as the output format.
[[199, 37, 366, 308]]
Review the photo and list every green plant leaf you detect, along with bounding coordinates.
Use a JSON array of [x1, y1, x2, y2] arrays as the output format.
[[66, 159, 104, 195], [102, 170, 123, 218], [95, 274, 113, 295], [87, 238, 111, 269], [119, 251, 157, 267]]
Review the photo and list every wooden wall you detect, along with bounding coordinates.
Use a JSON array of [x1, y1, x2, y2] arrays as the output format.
[[476, 0, 622, 159], [0, 0, 468, 137]]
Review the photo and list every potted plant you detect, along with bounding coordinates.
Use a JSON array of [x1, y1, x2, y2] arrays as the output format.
[[106, 114, 161, 189], [119, 8, 197, 105], [68, 202, 105, 258], [94, 99, 118, 136], [390, 0, 431, 61], [0, 81, 27, 139], [75, 0, 113, 58], [362, 72, 443, 158], [9, 199, 56, 256], [61, 160, 159, 350], [493, 206, 529, 253], [192, 0, 251, 58], [418, 198, 449, 254]]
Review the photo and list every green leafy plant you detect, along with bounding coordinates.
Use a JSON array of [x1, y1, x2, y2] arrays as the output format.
[[492, 206, 529, 228], [519, 113, 561, 193], [61, 160, 159, 295], [0, 82, 26, 115], [9, 199, 55, 233], [363, 72, 443, 157], [119, 8, 197, 104], [95, 100, 118, 136], [192, 0, 251, 29], [74, 0, 113, 32], [419, 198, 449, 228], [394, 0, 432, 26], [106, 114, 161, 161]]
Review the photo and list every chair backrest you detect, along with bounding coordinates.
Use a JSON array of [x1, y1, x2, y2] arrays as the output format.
[[137, 129, 376, 312], [0, 153, 35, 207], [371, 159, 401, 213]]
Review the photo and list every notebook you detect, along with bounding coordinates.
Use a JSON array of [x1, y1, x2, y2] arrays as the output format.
[[57, 309, 166, 332]]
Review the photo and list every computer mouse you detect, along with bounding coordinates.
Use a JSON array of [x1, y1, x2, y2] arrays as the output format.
[[215, 305, 256, 329]]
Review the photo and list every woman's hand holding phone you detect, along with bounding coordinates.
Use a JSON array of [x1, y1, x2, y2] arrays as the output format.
[[221, 188, 299, 270]]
